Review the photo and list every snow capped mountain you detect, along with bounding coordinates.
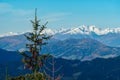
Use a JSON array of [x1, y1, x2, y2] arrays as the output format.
[[42, 29, 56, 35], [0, 32, 25, 37], [55, 25, 120, 35], [1, 25, 120, 38], [0, 25, 120, 47], [0, 29, 56, 38]]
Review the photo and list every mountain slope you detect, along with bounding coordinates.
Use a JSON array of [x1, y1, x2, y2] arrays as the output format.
[[52, 25, 120, 47], [0, 48, 120, 80], [0, 33, 27, 51], [1, 25, 120, 49], [42, 38, 120, 60], [96, 33, 120, 47], [0, 48, 22, 63], [0, 31, 120, 60], [0, 32, 120, 60]]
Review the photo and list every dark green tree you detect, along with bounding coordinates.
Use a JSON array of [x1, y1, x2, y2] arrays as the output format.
[[19, 9, 51, 74]]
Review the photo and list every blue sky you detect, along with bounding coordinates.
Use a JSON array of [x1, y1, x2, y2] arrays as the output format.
[[0, 0, 120, 34]]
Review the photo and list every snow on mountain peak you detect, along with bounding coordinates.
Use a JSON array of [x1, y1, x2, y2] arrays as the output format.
[[56, 25, 120, 35], [1, 25, 120, 37], [0, 32, 21, 37], [43, 29, 56, 35], [57, 25, 98, 35]]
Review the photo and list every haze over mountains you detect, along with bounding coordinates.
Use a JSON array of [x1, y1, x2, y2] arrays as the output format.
[[0, 25, 120, 60]]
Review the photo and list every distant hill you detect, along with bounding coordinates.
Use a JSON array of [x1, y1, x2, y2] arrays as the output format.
[[0, 34, 120, 60], [0, 26, 120, 51], [52, 25, 120, 47], [42, 38, 120, 60], [0, 49, 120, 80], [59, 56, 120, 80], [0, 34, 27, 51], [0, 48, 22, 63]]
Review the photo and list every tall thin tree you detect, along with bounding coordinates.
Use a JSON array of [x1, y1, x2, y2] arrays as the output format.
[[19, 9, 51, 73]]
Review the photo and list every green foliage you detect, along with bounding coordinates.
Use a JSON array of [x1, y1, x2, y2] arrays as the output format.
[[8, 72, 47, 80], [7, 9, 53, 80], [19, 9, 52, 73]]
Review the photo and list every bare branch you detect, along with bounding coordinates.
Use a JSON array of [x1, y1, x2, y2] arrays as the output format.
[[55, 66, 63, 72], [43, 64, 52, 72]]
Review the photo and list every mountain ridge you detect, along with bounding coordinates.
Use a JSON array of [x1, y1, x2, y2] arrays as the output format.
[[42, 38, 120, 60], [0, 48, 120, 80], [1, 25, 120, 37]]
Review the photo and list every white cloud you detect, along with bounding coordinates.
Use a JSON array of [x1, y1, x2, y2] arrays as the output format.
[[0, 2, 34, 34], [0, 2, 71, 23], [0, 2, 71, 34], [0, 2, 33, 16], [42, 12, 71, 22]]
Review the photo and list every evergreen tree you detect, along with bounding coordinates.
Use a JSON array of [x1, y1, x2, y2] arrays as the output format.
[[19, 8, 51, 74]]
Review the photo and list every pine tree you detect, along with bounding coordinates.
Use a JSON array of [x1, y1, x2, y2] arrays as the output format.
[[19, 8, 51, 74]]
